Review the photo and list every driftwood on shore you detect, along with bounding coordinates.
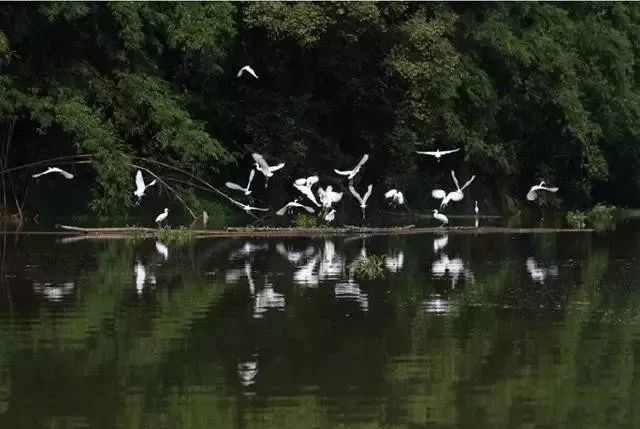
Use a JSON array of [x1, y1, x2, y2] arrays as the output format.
[[52, 223, 594, 238]]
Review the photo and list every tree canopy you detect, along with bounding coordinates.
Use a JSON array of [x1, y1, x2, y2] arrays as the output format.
[[1, 2, 640, 221]]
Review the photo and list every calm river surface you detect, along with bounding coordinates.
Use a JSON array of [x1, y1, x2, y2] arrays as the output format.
[[0, 223, 639, 428]]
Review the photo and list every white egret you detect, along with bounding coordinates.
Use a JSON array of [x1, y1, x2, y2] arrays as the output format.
[[237, 65, 258, 79], [133, 170, 157, 201], [155, 208, 169, 227], [474, 200, 479, 216], [317, 185, 343, 209], [432, 209, 448, 227], [431, 171, 475, 209], [252, 153, 285, 188], [334, 154, 369, 180], [293, 176, 320, 207], [349, 183, 373, 220], [155, 241, 169, 260], [276, 199, 315, 216], [225, 169, 256, 196], [228, 195, 269, 214], [324, 209, 336, 222], [384, 189, 405, 206], [416, 148, 460, 162], [32, 167, 74, 179], [449, 170, 476, 202], [527, 181, 559, 201], [202, 211, 209, 227]]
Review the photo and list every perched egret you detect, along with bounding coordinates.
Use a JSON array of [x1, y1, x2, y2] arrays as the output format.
[[432, 209, 448, 227], [237, 65, 258, 79], [527, 181, 559, 201], [133, 170, 157, 201], [349, 183, 373, 220], [334, 154, 369, 180], [474, 200, 479, 216], [416, 148, 460, 162], [155, 241, 169, 260], [317, 185, 343, 209], [384, 189, 405, 206], [276, 199, 315, 216], [225, 169, 256, 196], [155, 208, 169, 227], [202, 211, 209, 227], [293, 176, 320, 207], [252, 153, 285, 188], [32, 167, 74, 179], [324, 209, 336, 222]]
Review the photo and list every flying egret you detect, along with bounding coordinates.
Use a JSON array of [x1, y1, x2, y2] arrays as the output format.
[[155, 241, 169, 260], [432, 171, 475, 209], [237, 65, 259, 79], [155, 208, 169, 227], [432, 209, 448, 226], [317, 185, 343, 209], [349, 183, 373, 220], [32, 167, 74, 179], [334, 154, 369, 180], [276, 199, 315, 216], [527, 181, 559, 201], [293, 176, 320, 207], [225, 169, 256, 196], [228, 196, 269, 214], [416, 148, 460, 162], [474, 200, 479, 216], [252, 153, 285, 188], [384, 189, 405, 206], [133, 170, 157, 201], [324, 209, 336, 222]]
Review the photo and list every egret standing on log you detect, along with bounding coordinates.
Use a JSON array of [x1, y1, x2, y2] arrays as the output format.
[[432, 209, 448, 227], [155, 208, 168, 228]]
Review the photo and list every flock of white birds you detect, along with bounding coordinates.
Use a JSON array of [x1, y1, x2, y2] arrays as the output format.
[[27, 64, 560, 228]]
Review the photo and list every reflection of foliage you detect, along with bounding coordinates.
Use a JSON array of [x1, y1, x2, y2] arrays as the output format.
[[566, 210, 587, 228], [355, 255, 386, 280]]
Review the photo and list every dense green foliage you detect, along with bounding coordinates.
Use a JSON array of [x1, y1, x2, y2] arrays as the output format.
[[2, 2, 640, 221]]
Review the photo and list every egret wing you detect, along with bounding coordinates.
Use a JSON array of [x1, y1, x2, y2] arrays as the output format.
[[441, 148, 460, 155], [432, 189, 446, 199], [250, 207, 269, 212], [236, 67, 245, 77], [294, 178, 307, 186], [225, 182, 245, 192], [269, 163, 285, 172], [543, 186, 559, 193], [460, 175, 476, 191], [135, 170, 145, 191], [307, 175, 319, 185], [362, 184, 373, 203], [450, 170, 460, 191], [301, 205, 315, 214], [449, 191, 464, 201], [58, 169, 74, 179], [330, 191, 343, 203], [334, 169, 351, 176], [416, 151, 437, 156], [276, 204, 289, 216], [247, 169, 255, 188], [384, 189, 397, 199], [349, 183, 364, 205], [251, 153, 271, 175], [354, 154, 369, 170]]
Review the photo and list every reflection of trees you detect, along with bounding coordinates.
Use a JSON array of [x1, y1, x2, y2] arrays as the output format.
[[2, 232, 640, 427]]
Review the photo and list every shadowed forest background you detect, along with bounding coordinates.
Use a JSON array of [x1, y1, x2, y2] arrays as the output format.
[[1, 2, 640, 224]]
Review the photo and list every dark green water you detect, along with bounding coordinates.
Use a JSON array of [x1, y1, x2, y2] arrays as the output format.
[[0, 223, 639, 428]]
